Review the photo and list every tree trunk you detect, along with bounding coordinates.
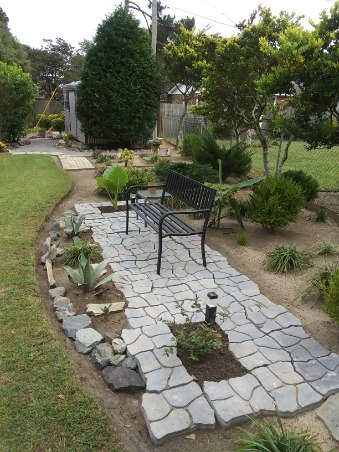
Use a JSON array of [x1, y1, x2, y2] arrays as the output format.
[[276, 135, 294, 175], [176, 101, 188, 150], [255, 128, 270, 177]]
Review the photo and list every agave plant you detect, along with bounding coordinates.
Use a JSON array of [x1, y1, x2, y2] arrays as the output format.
[[64, 214, 89, 237], [96, 165, 128, 211], [63, 253, 114, 292]]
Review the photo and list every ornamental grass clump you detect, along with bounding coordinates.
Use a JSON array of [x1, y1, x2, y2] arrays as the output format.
[[236, 413, 319, 451], [61, 237, 101, 266], [267, 244, 311, 273], [249, 176, 305, 231], [320, 267, 339, 324]]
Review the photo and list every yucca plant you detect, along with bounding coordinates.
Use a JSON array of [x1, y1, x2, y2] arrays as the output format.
[[63, 253, 114, 293], [64, 214, 89, 237], [267, 245, 311, 273], [236, 413, 319, 451], [61, 237, 101, 266]]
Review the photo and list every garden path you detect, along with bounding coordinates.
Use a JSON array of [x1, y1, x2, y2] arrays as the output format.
[[75, 202, 339, 445]]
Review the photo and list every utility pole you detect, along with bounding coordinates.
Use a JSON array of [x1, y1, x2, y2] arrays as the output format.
[[124, 0, 129, 10], [151, 0, 157, 54], [151, 0, 158, 139]]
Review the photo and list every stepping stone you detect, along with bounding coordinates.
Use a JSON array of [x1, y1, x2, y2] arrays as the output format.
[[317, 393, 339, 441], [86, 302, 125, 316], [102, 366, 145, 392], [75, 328, 103, 354], [62, 314, 92, 339]]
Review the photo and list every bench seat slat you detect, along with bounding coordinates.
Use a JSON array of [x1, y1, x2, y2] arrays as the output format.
[[130, 202, 196, 236]]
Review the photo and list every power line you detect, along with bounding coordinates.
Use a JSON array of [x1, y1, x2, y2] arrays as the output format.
[[170, 6, 237, 29], [202, 0, 237, 26]]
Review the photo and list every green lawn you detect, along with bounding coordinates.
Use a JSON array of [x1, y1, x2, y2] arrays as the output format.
[[0, 155, 122, 451], [220, 139, 339, 190]]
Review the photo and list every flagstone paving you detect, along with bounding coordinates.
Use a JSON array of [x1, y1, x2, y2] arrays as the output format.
[[75, 203, 339, 444]]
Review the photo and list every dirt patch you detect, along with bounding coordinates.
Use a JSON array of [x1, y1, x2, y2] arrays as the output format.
[[35, 163, 339, 451], [170, 322, 247, 386]]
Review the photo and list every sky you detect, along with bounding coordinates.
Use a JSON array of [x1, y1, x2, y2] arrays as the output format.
[[0, 0, 335, 49]]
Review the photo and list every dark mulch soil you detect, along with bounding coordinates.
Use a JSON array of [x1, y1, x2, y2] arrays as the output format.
[[170, 322, 247, 387], [98, 205, 126, 213]]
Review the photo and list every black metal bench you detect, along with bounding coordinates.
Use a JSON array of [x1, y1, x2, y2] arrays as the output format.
[[125, 170, 216, 275]]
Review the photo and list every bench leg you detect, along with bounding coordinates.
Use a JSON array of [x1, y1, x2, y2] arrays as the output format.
[[125, 205, 129, 235], [201, 234, 207, 267], [157, 235, 163, 275]]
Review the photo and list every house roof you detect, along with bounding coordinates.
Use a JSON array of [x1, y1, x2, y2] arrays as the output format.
[[168, 84, 200, 95]]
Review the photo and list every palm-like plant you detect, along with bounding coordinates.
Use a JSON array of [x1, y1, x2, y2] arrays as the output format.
[[96, 165, 128, 210]]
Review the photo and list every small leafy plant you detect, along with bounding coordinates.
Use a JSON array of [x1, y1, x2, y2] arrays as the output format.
[[236, 231, 248, 246], [96, 165, 128, 210], [0, 141, 8, 152], [320, 267, 339, 324], [120, 148, 134, 167], [267, 244, 311, 273], [63, 253, 114, 293], [100, 304, 112, 315], [309, 208, 328, 223], [64, 214, 89, 237], [61, 237, 101, 266], [174, 322, 222, 362], [235, 412, 319, 451]]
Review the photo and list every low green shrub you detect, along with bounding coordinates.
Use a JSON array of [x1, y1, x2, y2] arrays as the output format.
[[236, 412, 319, 451], [61, 237, 101, 266], [48, 112, 65, 132], [124, 167, 156, 193], [181, 133, 203, 158], [282, 169, 319, 203], [236, 231, 248, 246], [248, 176, 305, 231], [320, 267, 339, 324], [95, 154, 114, 164], [154, 161, 218, 183], [192, 133, 252, 178], [267, 244, 311, 273], [309, 208, 328, 222]]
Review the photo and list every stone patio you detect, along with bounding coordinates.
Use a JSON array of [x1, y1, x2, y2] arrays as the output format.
[[75, 203, 339, 445]]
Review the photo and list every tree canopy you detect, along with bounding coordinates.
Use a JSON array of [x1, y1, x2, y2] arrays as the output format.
[[25, 38, 86, 98], [0, 61, 36, 141], [76, 6, 159, 146], [0, 7, 29, 70]]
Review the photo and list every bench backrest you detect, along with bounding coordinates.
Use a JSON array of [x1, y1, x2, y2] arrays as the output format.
[[164, 170, 216, 211]]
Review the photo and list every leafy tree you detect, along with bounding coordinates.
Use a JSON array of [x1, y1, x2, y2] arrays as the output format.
[[0, 7, 29, 70], [200, 7, 301, 176], [164, 26, 216, 147], [259, 1, 339, 150], [76, 6, 159, 146], [26, 38, 86, 98], [0, 61, 37, 141]]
